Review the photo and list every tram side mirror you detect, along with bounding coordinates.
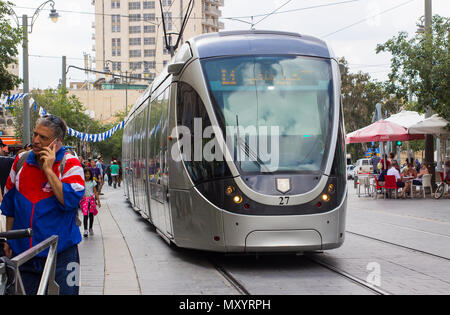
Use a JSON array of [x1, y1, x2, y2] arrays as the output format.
[[168, 62, 185, 75], [338, 63, 346, 75]]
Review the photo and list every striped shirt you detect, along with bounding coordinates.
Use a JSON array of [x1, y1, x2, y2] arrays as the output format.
[[1, 147, 85, 257]]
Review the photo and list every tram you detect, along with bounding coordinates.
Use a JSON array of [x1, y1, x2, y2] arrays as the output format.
[[122, 30, 347, 253]]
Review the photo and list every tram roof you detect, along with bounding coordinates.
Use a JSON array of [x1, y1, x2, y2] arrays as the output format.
[[190, 30, 332, 59]]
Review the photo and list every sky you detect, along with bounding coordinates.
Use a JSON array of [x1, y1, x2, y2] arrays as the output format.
[[6, 0, 450, 90]]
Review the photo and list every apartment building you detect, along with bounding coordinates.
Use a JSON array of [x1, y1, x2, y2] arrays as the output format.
[[92, 0, 224, 84]]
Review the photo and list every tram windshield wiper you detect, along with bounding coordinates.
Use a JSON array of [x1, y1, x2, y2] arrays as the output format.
[[235, 115, 272, 173]]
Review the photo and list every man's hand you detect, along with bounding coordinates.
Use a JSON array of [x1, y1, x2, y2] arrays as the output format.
[[1, 242, 12, 258], [39, 140, 57, 172]]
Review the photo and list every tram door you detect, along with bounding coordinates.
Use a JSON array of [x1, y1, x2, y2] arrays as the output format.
[[129, 116, 137, 207], [161, 88, 173, 237]]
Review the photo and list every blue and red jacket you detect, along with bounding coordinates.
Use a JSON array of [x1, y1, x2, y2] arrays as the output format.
[[1, 147, 85, 257]]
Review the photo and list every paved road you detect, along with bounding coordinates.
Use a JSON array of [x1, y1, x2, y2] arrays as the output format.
[[79, 181, 450, 295]]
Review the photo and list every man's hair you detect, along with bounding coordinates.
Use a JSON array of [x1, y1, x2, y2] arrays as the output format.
[[36, 114, 67, 141]]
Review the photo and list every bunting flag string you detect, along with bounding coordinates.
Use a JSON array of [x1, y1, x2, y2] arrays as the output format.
[[1, 92, 125, 143]]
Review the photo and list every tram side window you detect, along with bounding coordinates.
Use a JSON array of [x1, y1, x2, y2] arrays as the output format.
[[177, 81, 231, 184], [149, 92, 163, 183]]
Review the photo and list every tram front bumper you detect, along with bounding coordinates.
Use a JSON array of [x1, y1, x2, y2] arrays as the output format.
[[245, 229, 322, 252]]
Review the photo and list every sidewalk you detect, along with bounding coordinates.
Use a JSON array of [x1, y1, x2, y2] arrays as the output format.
[[78, 184, 141, 295]]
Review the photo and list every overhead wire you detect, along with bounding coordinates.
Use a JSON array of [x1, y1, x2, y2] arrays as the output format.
[[322, 0, 417, 38]]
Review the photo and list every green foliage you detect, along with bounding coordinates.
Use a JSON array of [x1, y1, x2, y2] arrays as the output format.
[[12, 87, 125, 160], [340, 58, 403, 159], [91, 110, 126, 161], [0, 1, 23, 94], [376, 15, 450, 121]]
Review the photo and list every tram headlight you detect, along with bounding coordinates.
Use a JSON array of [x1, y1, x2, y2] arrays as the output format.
[[233, 195, 243, 204], [321, 194, 331, 202], [328, 184, 335, 194], [225, 186, 235, 196]]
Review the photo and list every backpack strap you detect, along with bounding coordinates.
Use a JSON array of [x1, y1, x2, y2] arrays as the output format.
[[15, 151, 67, 177], [15, 151, 32, 174], [59, 153, 68, 177]]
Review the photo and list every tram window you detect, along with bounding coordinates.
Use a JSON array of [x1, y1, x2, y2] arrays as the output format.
[[177, 81, 232, 184], [202, 55, 334, 173]]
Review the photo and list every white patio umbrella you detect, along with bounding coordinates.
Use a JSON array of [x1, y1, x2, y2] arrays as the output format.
[[409, 114, 450, 173], [386, 110, 425, 162], [408, 114, 450, 136], [386, 110, 425, 128]]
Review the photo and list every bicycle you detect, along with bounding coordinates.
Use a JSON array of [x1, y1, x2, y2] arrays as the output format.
[[434, 172, 449, 199], [0, 229, 59, 295]]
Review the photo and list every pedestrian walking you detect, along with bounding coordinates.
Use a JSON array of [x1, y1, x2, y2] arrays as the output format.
[[110, 160, 120, 188], [80, 168, 101, 237], [0, 114, 85, 295], [106, 161, 112, 186]]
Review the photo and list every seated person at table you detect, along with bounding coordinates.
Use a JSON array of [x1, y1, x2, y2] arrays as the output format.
[[402, 163, 417, 178], [401, 163, 417, 197], [387, 160, 405, 189], [413, 164, 429, 185], [403, 164, 430, 197]]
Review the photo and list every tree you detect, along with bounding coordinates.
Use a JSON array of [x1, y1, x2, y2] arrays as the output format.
[[376, 15, 449, 121], [0, 1, 22, 94], [339, 58, 402, 160], [91, 111, 126, 161], [12, 88, 102, 146]]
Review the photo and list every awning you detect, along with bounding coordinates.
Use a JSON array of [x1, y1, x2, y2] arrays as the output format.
[[0, 136, 22, 146]]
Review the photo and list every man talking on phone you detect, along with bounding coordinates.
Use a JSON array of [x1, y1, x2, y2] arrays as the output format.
[[0, 114, 85, 295]]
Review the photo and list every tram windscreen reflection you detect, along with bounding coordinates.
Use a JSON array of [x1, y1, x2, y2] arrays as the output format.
[[202, 55, 334, 173]]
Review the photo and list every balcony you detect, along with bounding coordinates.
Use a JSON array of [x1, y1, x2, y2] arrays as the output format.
[[205, 6, 222, 17], [205, 0, 224, 6], [202, 18, 220, 28]]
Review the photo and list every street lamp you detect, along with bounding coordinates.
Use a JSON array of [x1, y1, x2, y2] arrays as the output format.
[[6, 1, 59, 144]]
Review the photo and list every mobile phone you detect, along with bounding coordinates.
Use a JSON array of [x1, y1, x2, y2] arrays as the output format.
[[48, 139, 57, 149]]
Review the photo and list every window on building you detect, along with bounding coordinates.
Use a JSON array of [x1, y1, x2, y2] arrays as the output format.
[[129, 1, 141, 10], [130, 62, 142, 70], [144, 49, 156, 57], [111, 0, 120, 8], [162, 0, 172, 6], [129, 25, 141, 34], [129, 14, 141, 22], [143, 13, 155, 21], [129, 37, 142, 45], [144, 37, 156, 45], [143, 1, 155, 9], [112, 15, 121, 32], [129, 49, 142, 58], [144, 25, 155, 33], [163, 12, 172, 31], [112, 62, 121, 71], [144, 61, 156, 69], [112, 38, 121, 56]]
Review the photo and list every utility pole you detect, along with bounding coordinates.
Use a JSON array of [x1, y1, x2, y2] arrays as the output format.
[[423, 0, 435, 185], [22, 14, 30, 145], [61, 56, 66, 90]]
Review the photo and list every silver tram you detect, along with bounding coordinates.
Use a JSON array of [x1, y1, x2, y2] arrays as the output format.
[[122, 30, 347, 253]]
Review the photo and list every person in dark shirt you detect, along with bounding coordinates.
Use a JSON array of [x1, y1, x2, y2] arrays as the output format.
[[0, 139, 14, 196]]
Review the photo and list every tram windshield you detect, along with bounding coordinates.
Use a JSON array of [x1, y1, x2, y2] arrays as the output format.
[[202, 55, 334, 173]]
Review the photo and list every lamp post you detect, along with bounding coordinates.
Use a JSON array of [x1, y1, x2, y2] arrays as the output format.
[[7, 1, 59, 144]]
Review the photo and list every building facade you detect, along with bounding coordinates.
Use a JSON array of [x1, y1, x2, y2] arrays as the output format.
[[92, 0, 224, 84]]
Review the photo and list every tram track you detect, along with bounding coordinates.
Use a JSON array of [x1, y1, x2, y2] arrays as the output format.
[[209, 253, 392, 295], [346, 230, 450, 261], [304, 254, 391, 295], [208, 257, 251, 295]]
